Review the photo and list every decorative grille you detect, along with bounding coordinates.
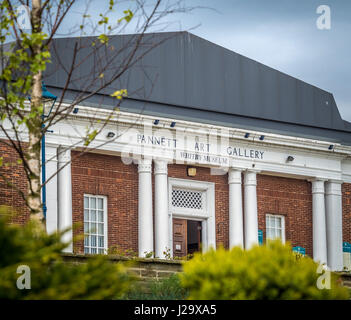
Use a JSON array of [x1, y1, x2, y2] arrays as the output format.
[[172, 188, 204, 210]]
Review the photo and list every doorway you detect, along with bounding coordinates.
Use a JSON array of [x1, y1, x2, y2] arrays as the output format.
[[168, 178, 216, 256], [173, 218, 202, 258]]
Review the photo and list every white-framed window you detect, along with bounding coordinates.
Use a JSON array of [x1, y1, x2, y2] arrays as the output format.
[[84, 194, 108, 254], [266, 214, 285, 243]]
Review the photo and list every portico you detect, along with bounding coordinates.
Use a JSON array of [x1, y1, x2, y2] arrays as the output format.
[[130, 146, 345, 269]]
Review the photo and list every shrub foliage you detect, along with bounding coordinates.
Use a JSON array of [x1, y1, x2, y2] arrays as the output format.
[[180, 241, 349, 300], [0, 208, 131, 299]]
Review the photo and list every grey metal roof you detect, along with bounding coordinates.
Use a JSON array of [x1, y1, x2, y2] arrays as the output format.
[[43, 32, 351, 145]]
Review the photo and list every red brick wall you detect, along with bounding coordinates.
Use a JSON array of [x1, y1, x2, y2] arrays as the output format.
[[0, 140, 29, 224], [1, 145, 340, 256], [257, 174, 313, 256], [70, 157, 317, 255], [71, 151, 138, 254], [342, 183, 351, 244], [168, 164, 229, 248], [2, 142, 350, 254]]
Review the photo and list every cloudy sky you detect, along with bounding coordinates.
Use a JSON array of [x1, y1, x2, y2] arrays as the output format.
[[58, 0, 351, 121]]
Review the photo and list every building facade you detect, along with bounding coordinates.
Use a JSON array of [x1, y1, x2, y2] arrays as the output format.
[[1, 32, 351, 271]]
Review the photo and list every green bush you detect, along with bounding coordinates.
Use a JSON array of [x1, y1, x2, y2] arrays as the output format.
[[180, 241, 350, 300], [0, 208, 131, 299], [125, 274, 188, 300]]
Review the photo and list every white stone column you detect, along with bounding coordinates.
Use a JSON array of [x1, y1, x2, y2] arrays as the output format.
[[229, 168, 244, 248], [57, 146, 73, 253], [154, 160, 169, 259], [244, 170, 259, 249], [138, 159, 153, 257], [45, 145, 58, 235], [311, 178, 327, 265], [325, 180, 343, 271]]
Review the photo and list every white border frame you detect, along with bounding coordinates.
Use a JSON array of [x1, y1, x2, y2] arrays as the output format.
[[168, 178, 215, 257], [265, 213, 286, 244], [83, 194, 108, 253]]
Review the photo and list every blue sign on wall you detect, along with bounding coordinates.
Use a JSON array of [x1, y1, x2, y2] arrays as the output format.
[[343, 242, 351, 253], [258, 230, 263, 245], [292, 246, 306, 256]]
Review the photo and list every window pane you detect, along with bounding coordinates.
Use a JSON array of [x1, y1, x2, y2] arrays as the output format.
[[84, 247, 90, 254], [91, 235, 97, 246], [272, 217, 277, 228], [276, 218, 281, 228], [84, 235, 89, 246], [98, 236, 104, 248], [84, 222, 89, 233], [84, 209, 89, 221], [91, 198, 96, 209], [272, 229, 276, 239], [90, 223, 96, 234], [91, 210, 96, 222], [267, 228, 272, 239], [98, 223, 104, 235], [84, 196, 89, 208], [98, 198, 103, 210], [266, 216, 272, 228], [98, 211, 103, 222], [91, 248, 97, 254], [276, 229, 282, 239], [98, 248, 104, 254]]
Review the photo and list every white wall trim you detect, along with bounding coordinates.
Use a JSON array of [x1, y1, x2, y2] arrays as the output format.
[[1, 102, 350, 182]]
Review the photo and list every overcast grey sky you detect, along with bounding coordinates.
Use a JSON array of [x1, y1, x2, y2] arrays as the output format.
[[60, 0, 351, 121]]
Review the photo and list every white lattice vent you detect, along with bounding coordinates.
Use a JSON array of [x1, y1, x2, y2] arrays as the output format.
[[172, 188, 204, 210]]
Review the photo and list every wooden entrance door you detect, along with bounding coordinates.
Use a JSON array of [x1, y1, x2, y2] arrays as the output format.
[[173, 218, 187, 258], [173, 218, 202, 258]]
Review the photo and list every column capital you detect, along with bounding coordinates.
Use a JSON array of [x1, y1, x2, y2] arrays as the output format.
[[45, 145, 58, 162], [229, 167, 245, 172], [308, 177, 328, 183], [244, 169, 258, 186], [57, 146, 71, 162], [228, 168, 243, 184], [154, 160, 168, 175], [325, 180, 342, 196], [138, 158, 152, 173], [327, 179, 343, 184], [309, 178, 326, 194]]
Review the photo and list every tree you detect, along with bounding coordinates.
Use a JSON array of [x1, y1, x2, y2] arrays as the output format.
[[0, 0, 196, 230]]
